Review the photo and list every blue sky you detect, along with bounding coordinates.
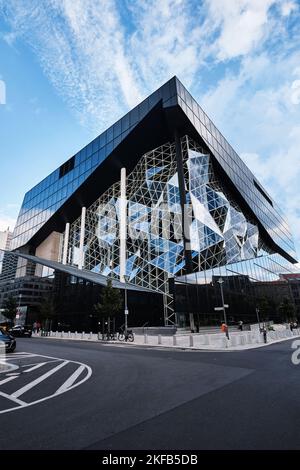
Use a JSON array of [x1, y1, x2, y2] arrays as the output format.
[[0, 0, 299, 260]]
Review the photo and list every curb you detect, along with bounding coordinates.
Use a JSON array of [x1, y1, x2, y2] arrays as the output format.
[[31, 333, 300, 352]]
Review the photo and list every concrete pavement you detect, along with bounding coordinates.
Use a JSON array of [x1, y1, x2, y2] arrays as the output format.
[[1, 337, 300, 450], [32, 326, 300, 351]]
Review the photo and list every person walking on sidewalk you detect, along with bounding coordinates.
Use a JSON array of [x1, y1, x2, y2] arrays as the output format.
[[221, 322, 229, 340]]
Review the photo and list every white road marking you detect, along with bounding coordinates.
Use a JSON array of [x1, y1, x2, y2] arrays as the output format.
[[0, 353, 92, 415], [0, 354, 36, 360], [0, 391, 26, 405], [12, 361, 69, 398], [23, 362, 47, 373], [55, 365, 85, 393], [0, 375, 18, 385], [0, 352, 34, 357], [22, 359, 59, 370]]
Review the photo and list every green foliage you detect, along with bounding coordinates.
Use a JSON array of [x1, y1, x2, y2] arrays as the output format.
[[38, 296, 56, 323], [3, 295, 17, 323], [278, 297, 295, 321], [257, 296, 271, 320], [94, 279, 122, 321]]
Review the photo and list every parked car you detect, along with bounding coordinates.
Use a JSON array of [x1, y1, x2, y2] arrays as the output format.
[[9, 325, 32, 338], [0, 328, 16, 353]]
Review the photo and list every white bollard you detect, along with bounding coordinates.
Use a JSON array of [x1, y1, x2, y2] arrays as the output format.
[[75, 331, 77, 339], [0, 341, 5, 358], [158, 334, 162, 345], [56, 331, 58, 337], [204, 334, 210, 345], [189, 335, 194, 347], [231, 336, 237, 347], [240, 335, 246, 345], [68, 331, 71, 338], [173, 335, 177, 346], [89, 332, 93, 340], [144, 334, 148, 344], [81, 331, 85, 339], [61, 331, 64, 338]]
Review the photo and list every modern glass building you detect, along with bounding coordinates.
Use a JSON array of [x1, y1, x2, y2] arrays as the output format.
[[3, 76, 299, 328]]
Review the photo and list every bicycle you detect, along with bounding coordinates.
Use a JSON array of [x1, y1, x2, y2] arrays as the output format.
[[117, 329, 134, 342]]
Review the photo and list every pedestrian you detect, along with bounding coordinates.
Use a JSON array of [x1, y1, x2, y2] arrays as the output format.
[[238, 320, 243, 331], [262, 327, 267, 343], [221, 322, 229, 339]]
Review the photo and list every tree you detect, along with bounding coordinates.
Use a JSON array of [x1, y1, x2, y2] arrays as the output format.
[[278, 297, 295, 322], [3, 295, 17, 324], [94, 279, 122, 333], [257, 296, 271, 321], [38, 295, 56, 330]]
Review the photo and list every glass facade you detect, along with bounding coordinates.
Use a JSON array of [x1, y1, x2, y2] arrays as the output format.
[[62, 135, 294, 325], [6, 75, 299, 327], [174, 78, 297, 262], [11, 79, 178, 250], [175, 251, 299, 327]]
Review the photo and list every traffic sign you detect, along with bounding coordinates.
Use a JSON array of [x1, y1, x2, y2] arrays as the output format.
[[124, 309, 129, 315], [214, 307, 223, 311]]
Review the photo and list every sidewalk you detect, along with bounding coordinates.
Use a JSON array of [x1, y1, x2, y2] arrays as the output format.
[[32, 327, 300, 352]]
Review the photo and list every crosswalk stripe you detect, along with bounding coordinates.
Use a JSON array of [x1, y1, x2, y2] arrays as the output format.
[[55, 365, 85, 394], [12, 361, 69, 398], [24, 362, 47, 373], [0, 375, 18, 386], [0, 391, 26, 406]]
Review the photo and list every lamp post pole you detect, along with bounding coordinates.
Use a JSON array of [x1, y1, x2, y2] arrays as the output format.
[[218, 277, 229, 339], [124, 275, 129, 337], [256, 307, 261, 332], [16, 293, 22, 326]]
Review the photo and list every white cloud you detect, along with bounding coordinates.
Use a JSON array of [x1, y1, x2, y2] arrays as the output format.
[[0, 78, 6, 104], [128, 0, 206, 91], [204, 0, 276, 60], [200, 49, 300, 259], [0, 212, 16, 232], [281, 1, 298, 16], [0, 0, 143, 132], [1, 0, 299, 259], [0, 0, 290, 128], [291, 79, 300, 104]]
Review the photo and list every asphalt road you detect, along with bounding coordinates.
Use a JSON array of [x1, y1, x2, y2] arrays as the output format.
[[0, 337, 299, 450]]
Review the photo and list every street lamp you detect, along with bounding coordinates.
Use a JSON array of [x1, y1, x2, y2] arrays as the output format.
[[18, 293, 22, 308], [124, 275, 130, 337], [255, 307, 261, 332], [217, 277, 229, 339], [15, 293, 22, 325]]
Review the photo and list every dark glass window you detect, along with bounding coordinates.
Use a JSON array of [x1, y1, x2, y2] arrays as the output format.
[[59, 156, 75, 179], [253, 179, 273, 206]]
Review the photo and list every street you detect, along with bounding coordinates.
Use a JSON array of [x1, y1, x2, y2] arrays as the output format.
[[1, 337, 300, 450]]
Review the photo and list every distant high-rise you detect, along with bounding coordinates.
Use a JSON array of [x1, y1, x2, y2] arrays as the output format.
[[0, 227, 12, 275], [0, 227, 12, 251]]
